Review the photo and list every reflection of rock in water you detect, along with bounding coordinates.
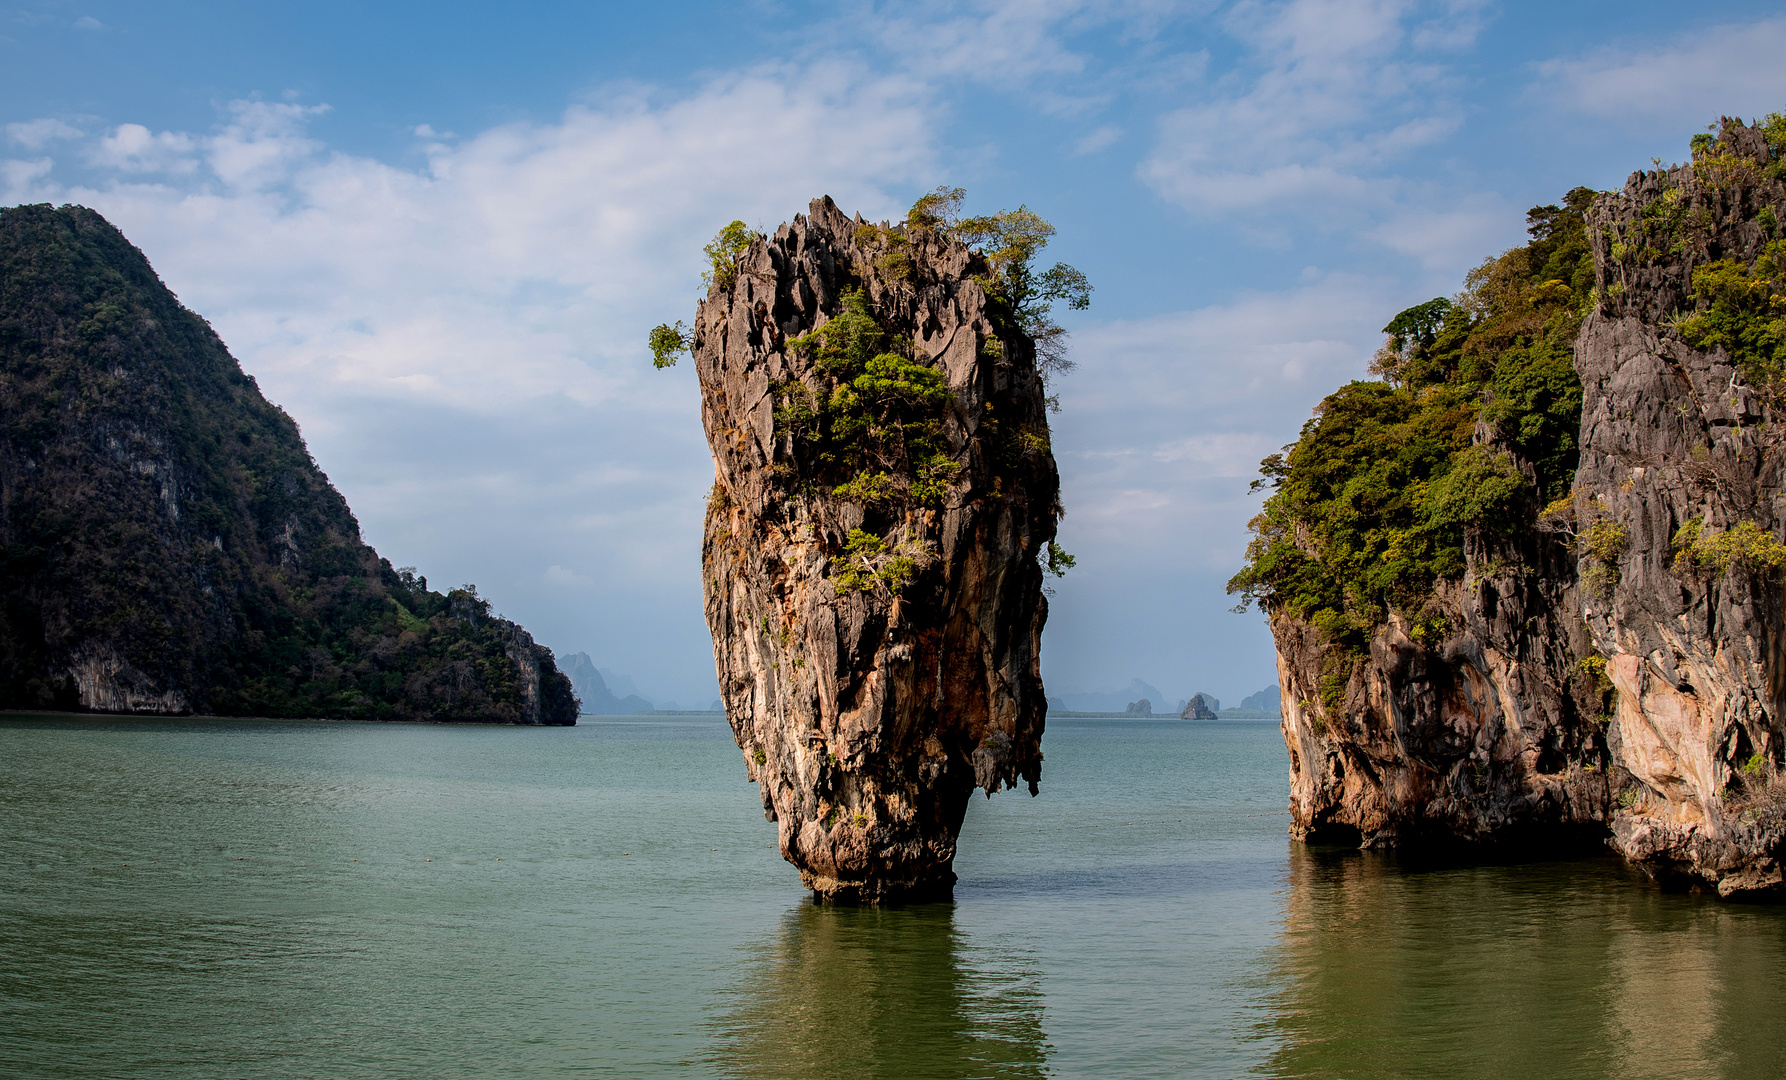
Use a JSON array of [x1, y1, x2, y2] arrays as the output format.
[[710, 904, 1049, 1079], [1261, 845, 1786, 1080]]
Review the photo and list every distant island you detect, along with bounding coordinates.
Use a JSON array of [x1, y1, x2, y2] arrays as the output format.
[[556, 652, 723, 715], [1045, 682, 1281, 719]]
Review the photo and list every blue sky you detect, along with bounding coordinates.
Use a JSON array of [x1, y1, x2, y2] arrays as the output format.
[[5, 1, 1785, 708]]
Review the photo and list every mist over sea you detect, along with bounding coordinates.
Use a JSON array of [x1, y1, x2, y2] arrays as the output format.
[[2, 714, 1782, 1079]]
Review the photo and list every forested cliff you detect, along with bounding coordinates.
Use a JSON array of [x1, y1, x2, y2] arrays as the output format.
[[1233, 113, 1786, 897], [0, 204, 578, 724]]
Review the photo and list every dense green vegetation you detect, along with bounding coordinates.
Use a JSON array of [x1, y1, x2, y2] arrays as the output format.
[[1228, 186, 1595, 650], [1676, 247, 1786, 392], [776, 286, 956, 512], [0, 204, 577, 721]]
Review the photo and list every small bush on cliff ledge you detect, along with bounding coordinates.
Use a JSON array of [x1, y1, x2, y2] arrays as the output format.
[[1578, 520, 1629, 596], [1675, 247, 1786, 394], [648, 321, 690, 369], [1672, 517, 1786, 578], [703, 220, 755, 290], [833, 528, 934, 596]]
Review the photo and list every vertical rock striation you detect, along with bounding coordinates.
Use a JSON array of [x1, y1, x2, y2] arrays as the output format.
[[1272, 532, 1613, 849], [693, 197, 1060, 902], [1575, 118, 1786, 895], [1256, 117, 1786, 896]]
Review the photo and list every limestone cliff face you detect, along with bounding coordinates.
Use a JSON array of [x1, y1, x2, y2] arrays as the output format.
[[1576, 119, 1786, 896], [1274, 524, 1614, 848], [694, 197, 1059, 901], [1267, 118, 1786, 897]]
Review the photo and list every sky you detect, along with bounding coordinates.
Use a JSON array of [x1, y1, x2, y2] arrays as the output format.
[[5, 1, 1786, 708]]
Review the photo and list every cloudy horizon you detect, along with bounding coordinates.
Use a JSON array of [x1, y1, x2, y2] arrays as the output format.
[[5, 0, 1784, 708]]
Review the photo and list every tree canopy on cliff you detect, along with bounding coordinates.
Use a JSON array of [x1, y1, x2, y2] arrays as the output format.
[[1228, 185, 1595, 650]]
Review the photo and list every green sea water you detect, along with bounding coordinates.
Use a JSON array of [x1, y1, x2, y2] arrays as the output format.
[[0, 714, 1782, 1079]]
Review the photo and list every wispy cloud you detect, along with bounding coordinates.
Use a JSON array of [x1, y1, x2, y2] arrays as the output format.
[[1139, 0, 1479, 222], [1072, 124, 1123, 155], [7, 117, 83, 150], [1531, 17, 1786, 130]]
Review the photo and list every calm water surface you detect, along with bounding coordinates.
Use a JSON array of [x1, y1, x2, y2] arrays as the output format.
[[0, 715, 1781, 1078]]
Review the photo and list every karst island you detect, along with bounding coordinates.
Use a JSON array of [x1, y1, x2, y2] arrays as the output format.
[[1232, 114, 1786, 899], [653, 191, 1086, 902]]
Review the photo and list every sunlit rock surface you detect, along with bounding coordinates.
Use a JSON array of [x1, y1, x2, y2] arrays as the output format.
[[693, 197, 1059, 902]]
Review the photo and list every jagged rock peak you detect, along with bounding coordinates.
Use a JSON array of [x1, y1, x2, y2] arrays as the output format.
[[695, 196, 1061, 902]]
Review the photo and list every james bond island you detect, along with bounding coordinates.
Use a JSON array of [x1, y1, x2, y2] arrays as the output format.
[[655, 192, 1085, 901], [1232, 114, 1786, 898], [0, 204, 577, 723]]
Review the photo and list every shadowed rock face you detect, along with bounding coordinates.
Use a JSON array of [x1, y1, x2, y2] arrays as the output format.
[[1273, 548, 1613, 852], [1267, 118, 1786, 897], [693, 197, 1059, 902], [0, 204, 577, 724]]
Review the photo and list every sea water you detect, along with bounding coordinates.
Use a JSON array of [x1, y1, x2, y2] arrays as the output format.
[[0, 714, 1781, 1079]]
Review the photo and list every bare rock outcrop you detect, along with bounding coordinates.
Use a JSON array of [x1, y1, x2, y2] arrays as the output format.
[[1274, 537, 1614, 849], [692, 197, 1060, 902], [1574, 118, 1786, 896]]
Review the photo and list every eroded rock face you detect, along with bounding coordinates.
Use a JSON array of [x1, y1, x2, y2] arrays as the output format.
[[1268, 118, 1786, 897], [1574, 120, 1786, 896], [1273, 529, 1615, 849], [693, 197, 1059, 902]]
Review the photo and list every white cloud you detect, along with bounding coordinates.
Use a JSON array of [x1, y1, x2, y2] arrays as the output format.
[[7, 118, 83, 150], [1410, 0, 1490, 50], [1053, 273, 1398, 562], [13, 62, 937, 694], [868, 0, 1086, 83], [88, 124, 199, 174], [854, 0, 1196, 113], [1139, 0, 1474, 221], [204, 101, 328, 189], [38, 66, 931, 414], [1037, 272, 1402, 697], [545, 565, 594, 588], [74, 15, 103, 31], [1532, 17, 1786, 130], [1370, 196, 1519, 270], [2, 157, 54, 200]]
